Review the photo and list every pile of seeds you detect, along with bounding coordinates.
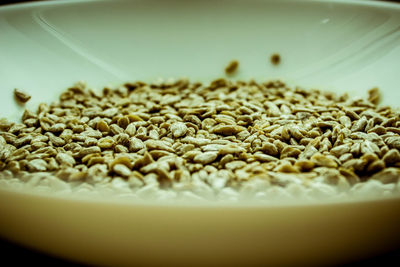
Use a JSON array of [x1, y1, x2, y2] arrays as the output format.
[[0, 79, 399, 201]]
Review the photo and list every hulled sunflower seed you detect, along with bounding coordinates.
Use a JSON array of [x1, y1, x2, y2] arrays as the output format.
[[193, 152, 218, 164], [14, 89, 31, 103], [225, 60, 239, 75], [1, 76, 399, 201]]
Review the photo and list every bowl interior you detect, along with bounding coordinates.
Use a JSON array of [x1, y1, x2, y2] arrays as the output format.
[[0, 0, 399, 121]]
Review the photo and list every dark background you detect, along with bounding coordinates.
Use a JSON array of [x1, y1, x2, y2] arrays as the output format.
[[0, 236, 399, 266], [1, 0, 399, 266]]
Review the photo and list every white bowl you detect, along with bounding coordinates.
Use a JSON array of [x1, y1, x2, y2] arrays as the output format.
[[0, 0, 400, 266]]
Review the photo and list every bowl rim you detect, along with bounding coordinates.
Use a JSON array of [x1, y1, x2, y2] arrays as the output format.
[[1, 185, 399, 209]]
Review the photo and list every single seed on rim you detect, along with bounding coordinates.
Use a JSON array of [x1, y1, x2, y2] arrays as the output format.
[[225, 60, 239, 75], [270, 53, 281, 65], [14, 89, 31, 103]]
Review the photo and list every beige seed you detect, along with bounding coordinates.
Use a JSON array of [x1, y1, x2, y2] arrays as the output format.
[[114, 144, 129, 153], [367, 125, 386, 135], [385, 136, 400, 150], [220, 154, 234, 166], [310, 153, 338, 168], [360, 140, 380, 155], [14, 89, 31, 103], [96, 120, 110, 132], [170, 122, 188, 138], [253, 153, 278, 162], [135, 126, 148, 139], [342, 159, 367, 173], [110, 156, 133, 170], [345, 109, 360, 120], [0, 118, 13, 132], [49, 135, 65, 147], [281, 126, 291, 141], [370, 168, 400, 184], [382, 149, 400, 165], [125, 123, 136, 136], [128, 137, 144, 152], [225, 60, 239, 75], [339, 153, 353, 163], [69, 171, 87, 181], [49, 123, 66, 133], [157, 168, 171, 181], [116, 133, 130, 147], [149, 150, 171, 160], [212, 125, 245, 136], [330, 144, 351, 157], [338, 167, 360, 185], [215, 116, 236, 125], [270, 53, 281, 65], [350, 142, 361, 156], [84, 137, 99, 147], [87, 156, 105, 167], [366, 160, 385, 173], [351, 116, 368, 132], [280, 146, 301, 159], [27, 159, 47, 172], [14, 135, 33, 147], [31, 141, 47, 150], [260, 142, 278, 156], [225, 160, 247, 170], [339, 116, 352, 129], [183, 150, 201, 161], [368, 87, 380, 105], [79, 146, 101, 158], [193, 152, 218, 164], [386, 127, 400, 135], [360, 153, 379, 165], [113, 164, 131, 177], [127, 114, 143, 122], [98, 137, 115, 149], [133, 152, 154, 169], [218, 144, 246, 155], [6, 161, 20, 173], [274, 163, 298, 173], [110, 124, 124, 135], [145, 140, 174, 152], [294, 159, 315, 171], [56, 153, 75, 167], [118, 116, 130, 129]]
